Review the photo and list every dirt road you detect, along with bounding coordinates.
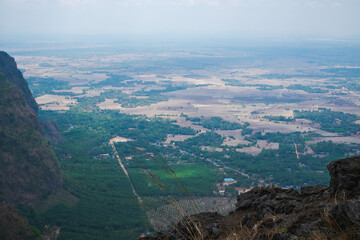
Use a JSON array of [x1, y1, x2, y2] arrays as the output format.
[[109, 139, 143, 204], [294, 142, 300, 160]]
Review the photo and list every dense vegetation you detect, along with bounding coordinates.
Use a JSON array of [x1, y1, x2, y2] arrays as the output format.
[[27, 77, 72, 97], [18, 108, 220, 239], [264, 115, 294, 122], [322, 67, 360, 92], [221, 79, 283, 90], [94, 74, 133, 87], [23, 104, 358, 238], [322, 67, 360, 78], [287, 84, 328, 93], [294, 108, 360, 135], [181, 114, 249, 131]]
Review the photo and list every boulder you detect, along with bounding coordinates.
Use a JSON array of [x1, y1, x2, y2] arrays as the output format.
[[300, 185, 328, 196], [330, 199, 360, 230], [236, 186, 301, 218], [327, 156, 360, 194]]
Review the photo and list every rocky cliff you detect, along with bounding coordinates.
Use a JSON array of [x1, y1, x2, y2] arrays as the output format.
[[0, 51, 38, 112], [0, 52, 62, 207], [145, 156, 360, 240]]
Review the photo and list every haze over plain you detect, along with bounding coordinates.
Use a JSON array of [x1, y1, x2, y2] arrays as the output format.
[[1, 0, 360, 38]]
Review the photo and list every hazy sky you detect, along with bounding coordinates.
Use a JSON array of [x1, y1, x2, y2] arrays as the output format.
[[1, 0, 359, 38]]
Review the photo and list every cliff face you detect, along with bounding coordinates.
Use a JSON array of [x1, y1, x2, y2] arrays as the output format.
[[0, 52, 62, 207], [146, 156, 360, 240], [0, 51, 38, 112]]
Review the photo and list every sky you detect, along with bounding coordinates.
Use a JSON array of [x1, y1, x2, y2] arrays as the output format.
[[0, 0, 359, 39]]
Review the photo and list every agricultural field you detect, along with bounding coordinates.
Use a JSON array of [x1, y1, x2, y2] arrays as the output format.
[[8, 40, 360, 239]]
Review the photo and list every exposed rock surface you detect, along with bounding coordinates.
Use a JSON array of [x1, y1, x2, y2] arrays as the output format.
[[41, 119, 64, 144], [144, 156, 360, 239], [329, 199, 360, 230], [0, 51, 38, 112], [327, 156, 360, 195]]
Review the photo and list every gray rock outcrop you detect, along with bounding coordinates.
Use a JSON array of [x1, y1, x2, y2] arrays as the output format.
[[144, 156, 360, 240]]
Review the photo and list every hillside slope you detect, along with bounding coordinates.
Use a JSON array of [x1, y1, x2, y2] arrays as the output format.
[[0, 52, 62, 207], [0, 205, 41, 240]]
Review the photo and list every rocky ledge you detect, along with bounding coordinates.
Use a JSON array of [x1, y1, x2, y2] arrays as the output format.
[[144, 156, 360, 239]]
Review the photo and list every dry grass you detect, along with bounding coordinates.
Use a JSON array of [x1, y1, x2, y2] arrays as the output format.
[[219, 214, 286, 240], [148, 197, 235, 231], [136, 151, 207, 239], [308, 211, 360, 240]]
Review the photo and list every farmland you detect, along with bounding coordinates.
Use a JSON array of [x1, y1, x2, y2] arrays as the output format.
[[8, 39, 360, 239]]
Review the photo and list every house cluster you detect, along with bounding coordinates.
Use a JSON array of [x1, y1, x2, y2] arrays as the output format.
[[223, 178, 236, 186], [93, 153, 111, 160], [217, 178, 238, 195]]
